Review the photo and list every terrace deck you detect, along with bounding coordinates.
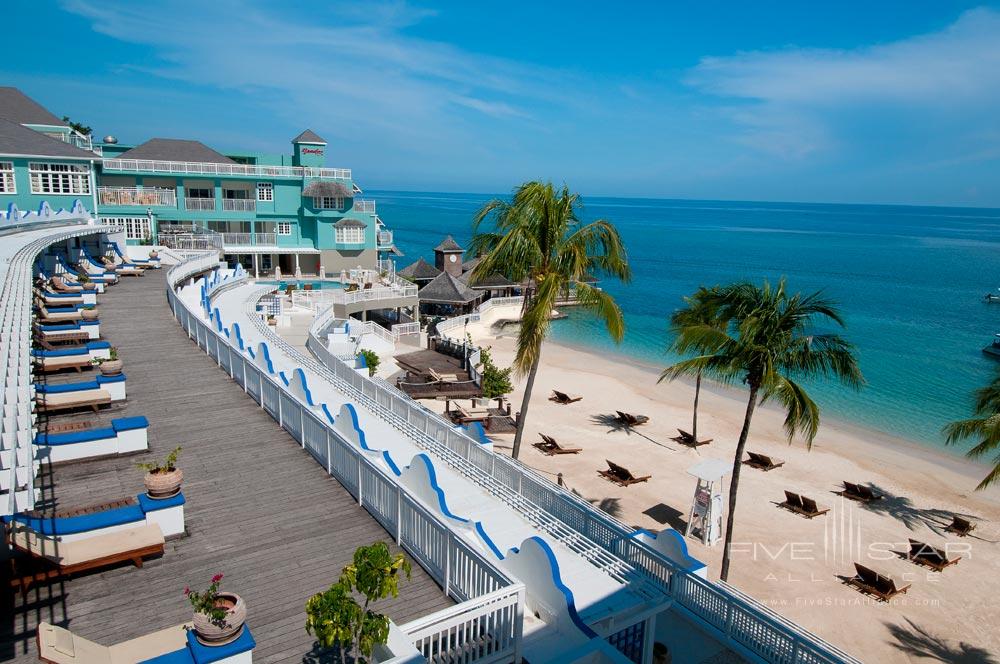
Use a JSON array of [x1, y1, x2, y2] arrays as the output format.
[[3, 274, 452, 663]]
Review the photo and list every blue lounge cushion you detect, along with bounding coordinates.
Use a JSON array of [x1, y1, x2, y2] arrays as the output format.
[[32, 347, 89, 358], [137, 624, 255, 664], [137, 491, 185, 512], [3, 503, 145, 535], [35, 426, 116, 446], [87, 340, 112, 350], [113, 416, 149, 432], [35, 380, 100, 393], [97, 373, 126, 384], [38, 323, 82, 331]]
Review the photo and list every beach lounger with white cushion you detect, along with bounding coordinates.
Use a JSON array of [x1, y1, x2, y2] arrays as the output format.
[[36, 621, 188, 664], [7, 523, 165, 594]]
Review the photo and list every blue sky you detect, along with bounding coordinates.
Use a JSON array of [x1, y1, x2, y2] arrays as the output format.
[[4, 1, 1000, 206]]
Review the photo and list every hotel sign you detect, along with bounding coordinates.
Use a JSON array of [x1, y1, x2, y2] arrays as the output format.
[[302, 148, 324, 155]]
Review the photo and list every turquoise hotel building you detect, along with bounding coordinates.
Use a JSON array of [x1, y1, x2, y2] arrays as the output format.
[[0, 86, 399, 276]]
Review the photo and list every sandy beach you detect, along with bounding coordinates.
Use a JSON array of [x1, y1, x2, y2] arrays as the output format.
[[416, 329, 1000, 662]]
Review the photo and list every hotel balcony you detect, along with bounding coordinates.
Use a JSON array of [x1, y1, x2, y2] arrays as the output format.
[[222, 199, 256, 212], [221, 232, 277, 247], [354, 199, 376, 214], [102, 157, 351, 180], [97, 186, 177, 207], [377, 230, 394, 247], [184, 198, 215, 211]]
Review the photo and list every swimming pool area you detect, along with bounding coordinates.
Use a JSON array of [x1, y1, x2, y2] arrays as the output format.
[[256, 280, 343, 290]]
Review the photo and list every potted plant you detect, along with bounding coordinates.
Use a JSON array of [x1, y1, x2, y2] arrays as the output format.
[[95, 347, 123, 376], [138, 446, 183, 498], [266, 314, 277, 326], [76, 271, 98, 291], [80, 304, 99, 321], [186, 573, 246, 645]]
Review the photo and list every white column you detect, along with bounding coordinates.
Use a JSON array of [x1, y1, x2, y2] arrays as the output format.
[[253, 253, 259, 279], [294, 253, 301, 278]]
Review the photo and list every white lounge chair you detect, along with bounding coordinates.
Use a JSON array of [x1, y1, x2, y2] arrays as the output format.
[[36, 621, 187, 664]]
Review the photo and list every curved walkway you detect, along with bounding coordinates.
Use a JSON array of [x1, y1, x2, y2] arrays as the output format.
[[3, 272, 451, 664]]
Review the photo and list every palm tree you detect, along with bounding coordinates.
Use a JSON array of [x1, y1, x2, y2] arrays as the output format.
[[469, 181, 631, 459], [943, 373, 1000, 490], [663, 287, 724, 442], [660, 279, 862, 582]]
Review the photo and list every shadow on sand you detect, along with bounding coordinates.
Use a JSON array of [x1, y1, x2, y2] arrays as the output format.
[[642, 503, 688, 531], [885, 618, 998, 664], [590, 413, 678, 451], [841, 484, 982, 536]]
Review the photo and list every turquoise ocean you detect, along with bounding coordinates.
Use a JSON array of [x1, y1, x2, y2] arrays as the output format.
[[372, 190, 1000, 457]]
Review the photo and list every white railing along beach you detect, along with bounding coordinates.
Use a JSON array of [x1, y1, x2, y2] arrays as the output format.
[[104, 158, 352, 180]]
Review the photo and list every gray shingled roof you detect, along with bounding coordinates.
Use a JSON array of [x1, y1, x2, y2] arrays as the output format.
[[459, 270, 517, 289], [0, 87, 66, 126], [303, 180, 352, 197], [434, 235, 463, 252], [399, 257, 441, 280], [116, 138, 236, 164], [0, 117, 95, 159], [333, 218, 367, 228], [292, 129, 326, 144], [418, 271, 480, 304], [461, 256, 481, 273]]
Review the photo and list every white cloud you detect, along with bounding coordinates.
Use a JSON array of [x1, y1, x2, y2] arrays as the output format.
[[685, 8, 1000, 160]]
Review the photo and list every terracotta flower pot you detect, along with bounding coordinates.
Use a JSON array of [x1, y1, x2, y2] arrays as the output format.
[[81, 309, 99, 321], [99, 359, 123, 376], [82, 282, 98, 291], [149, 250, 159, 259], [193, 592, 246, 646], [144, 468, 183, 498]]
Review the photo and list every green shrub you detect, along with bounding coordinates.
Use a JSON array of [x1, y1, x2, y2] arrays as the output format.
[[358, 349, 380, 377]]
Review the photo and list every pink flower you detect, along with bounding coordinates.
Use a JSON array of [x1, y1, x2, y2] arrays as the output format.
[[211, 573, 223, 583], [183, 586, 190, 595]]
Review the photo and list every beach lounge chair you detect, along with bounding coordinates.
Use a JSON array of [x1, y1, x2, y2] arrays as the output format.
[[906, 539, 961, 571], [6, 522, 164, 594], [533, 433, 582, 455], [452, 404, 490, 423], [36, 389, 112, 414], [945, 515, 976, 537], [672, 428, 713, 447], [36, 621, 189, 664], [744, 451, 785, 471], [35, 303, 87, 324], [779, 491, 829, 518], [428, 367, 461, 383], [846, 563, 911, 602], [49, 275, 84, 293], [598, 459, 651, 486], [616, 411, 650, 427], [34, 288, 84, 307], [33, 352, 93, 374], [837, 481, 882, 502], [549, 390, 582, 404]]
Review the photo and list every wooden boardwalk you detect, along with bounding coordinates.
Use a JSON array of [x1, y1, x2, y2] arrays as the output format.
[[3, 272, 452, 663]]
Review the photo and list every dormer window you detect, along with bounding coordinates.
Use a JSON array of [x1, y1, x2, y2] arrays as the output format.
[[314, 196, 343, 210]]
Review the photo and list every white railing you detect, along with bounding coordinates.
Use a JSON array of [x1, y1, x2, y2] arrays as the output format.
[[391, 322, 420, 337], [220, 232, 278, 247], [97, 186, 176, 207], [377, 230, 393, 246], [301, 298, 863, 664], [185, 198, 215, 211], [399, 585, 524, 663], [164, 269, 525, 662], [222, 199, 256, 212], [355, 199, 376, 213], [348, 320, 396, 346], [103, 158, 351, 180]]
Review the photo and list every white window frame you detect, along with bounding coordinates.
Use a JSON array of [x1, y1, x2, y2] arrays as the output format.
[[29, 161, 91, 195], [313, 196, 343, 210], [256, 182, 273, 201], [0, 162, 14, 194], [335, 226, 365, 244], [276, 222, 292, 236], [102, 216, 150, 241]]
